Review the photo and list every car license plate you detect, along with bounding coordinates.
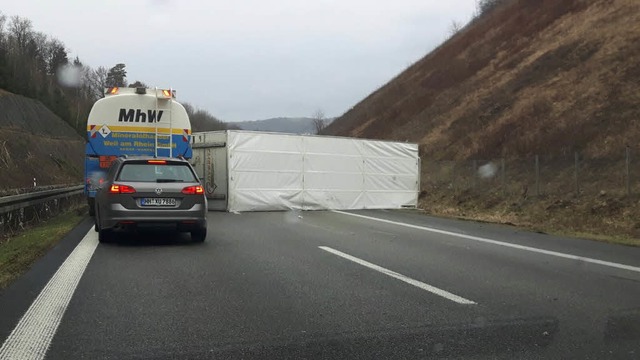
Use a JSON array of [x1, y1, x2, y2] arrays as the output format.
[[141, 198, 176, 206]]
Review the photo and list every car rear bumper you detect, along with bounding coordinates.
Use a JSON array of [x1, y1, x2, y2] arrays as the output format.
[[102, 203, 207, 231]]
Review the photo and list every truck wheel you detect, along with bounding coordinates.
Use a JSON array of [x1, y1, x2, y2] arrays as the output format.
[[88, 198, 95, 217], [191, 228, 206, 243]]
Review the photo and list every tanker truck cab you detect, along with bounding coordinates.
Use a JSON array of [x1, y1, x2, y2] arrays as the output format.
[[84, 87, 193, 216]]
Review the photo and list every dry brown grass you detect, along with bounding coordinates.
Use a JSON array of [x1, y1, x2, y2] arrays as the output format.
[[327, 0, 640, 160], [326, 0, 640, 243], [420, 191, 640, 246], [0, 129, 84, 190]]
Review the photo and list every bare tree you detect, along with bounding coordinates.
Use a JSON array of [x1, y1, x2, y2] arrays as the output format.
[[8, 16, 33, 52], [86, 66, 109, 99], [312, 109, 327, 135], [46, 37, 68, 76], [0, 11, 7, 44], [449, 20, 462, 37], [29, 32, 50, 73], [78, 65, 93, 98]]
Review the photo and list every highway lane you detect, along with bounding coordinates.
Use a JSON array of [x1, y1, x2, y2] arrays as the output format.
[[1, 210, 639, 359]]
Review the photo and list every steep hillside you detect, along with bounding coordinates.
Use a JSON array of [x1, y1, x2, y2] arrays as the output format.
[[325, 0, 640, 244], [0, 91, 84, 189], [326, 0, 640, 160]]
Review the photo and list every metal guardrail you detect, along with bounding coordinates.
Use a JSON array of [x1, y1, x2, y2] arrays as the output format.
[[0, 185, 84, 215]]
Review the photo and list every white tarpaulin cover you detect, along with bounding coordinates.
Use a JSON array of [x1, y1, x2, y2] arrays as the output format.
[[225, 131, 419, 212]]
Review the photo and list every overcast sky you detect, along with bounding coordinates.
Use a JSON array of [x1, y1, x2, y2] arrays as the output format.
[[1, 0, 478, 122]]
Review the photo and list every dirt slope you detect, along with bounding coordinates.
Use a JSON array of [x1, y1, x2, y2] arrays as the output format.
[[325, 0, 640, 244], [326, 0, 640, 160], [0, 91, 84, 190]]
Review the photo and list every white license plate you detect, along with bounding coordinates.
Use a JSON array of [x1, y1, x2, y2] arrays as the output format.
[[141, 198, 176, 206]]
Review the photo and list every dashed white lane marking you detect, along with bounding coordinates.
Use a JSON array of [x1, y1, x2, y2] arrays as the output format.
[[0, 230, 99, 360], [319, 246, 476, 305], [333, 211, 640, 274]]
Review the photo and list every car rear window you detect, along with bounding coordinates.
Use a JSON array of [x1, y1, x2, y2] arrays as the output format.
[[117, 163, 198, 183]]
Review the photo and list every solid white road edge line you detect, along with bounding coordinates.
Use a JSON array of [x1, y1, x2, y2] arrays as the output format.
[[319, 246, 476, 305], [333, 211, 640, 274], [0, 230, 99, 360]]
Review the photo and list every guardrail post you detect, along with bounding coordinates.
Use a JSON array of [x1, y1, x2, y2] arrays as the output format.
[[626, 147, 631, 196], [535, 155, 540, 197], [501, 158, 506, 195], [452, 163, 457, 192], [472, 160, 477, 190], [574, 152, 580, 197]]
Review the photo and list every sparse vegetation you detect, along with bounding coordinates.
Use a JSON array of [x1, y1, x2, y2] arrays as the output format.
[[0, 12, 109, 135], [476, 0, 508, 17], [0, 140, 12, 168], [0, 207, 85, 289], [420, 191, 640, 247], [0, 94, 85, 189], [312, 109, 328, 135], [326, 0, 640, 242], [0, 12, 226, 137], [448, 20, 463, 37]]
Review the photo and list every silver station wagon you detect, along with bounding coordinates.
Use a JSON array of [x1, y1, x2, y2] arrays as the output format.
[[94, 156, 207, 243]]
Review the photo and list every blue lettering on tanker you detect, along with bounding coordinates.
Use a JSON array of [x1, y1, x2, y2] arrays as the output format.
[[87, 131, 192, 158]]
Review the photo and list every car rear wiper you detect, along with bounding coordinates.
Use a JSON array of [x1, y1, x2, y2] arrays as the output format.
[[156, 178, 183, 183]]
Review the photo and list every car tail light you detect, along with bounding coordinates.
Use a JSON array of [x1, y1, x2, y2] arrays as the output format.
[[109, 184, 136, 194], [182, 185, 204, 195], [148, 160, 167, 164]]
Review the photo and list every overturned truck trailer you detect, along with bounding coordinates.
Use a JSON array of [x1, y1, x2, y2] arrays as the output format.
[[191, 130, 419, 212]]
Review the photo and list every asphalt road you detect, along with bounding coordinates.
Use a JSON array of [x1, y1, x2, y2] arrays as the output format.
[[1, 209, 639, 359]]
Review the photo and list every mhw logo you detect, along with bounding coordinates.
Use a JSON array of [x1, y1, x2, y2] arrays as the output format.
[[118, 109, 164, 123]]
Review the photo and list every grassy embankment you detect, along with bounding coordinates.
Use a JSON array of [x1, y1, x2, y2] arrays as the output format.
[[0, 208, 86, 289]]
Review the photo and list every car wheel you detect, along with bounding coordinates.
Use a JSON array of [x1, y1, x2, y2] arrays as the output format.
[[94, 205, 101, 232], [191, 228, 206, 243], [98, 229, 112, 243]]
